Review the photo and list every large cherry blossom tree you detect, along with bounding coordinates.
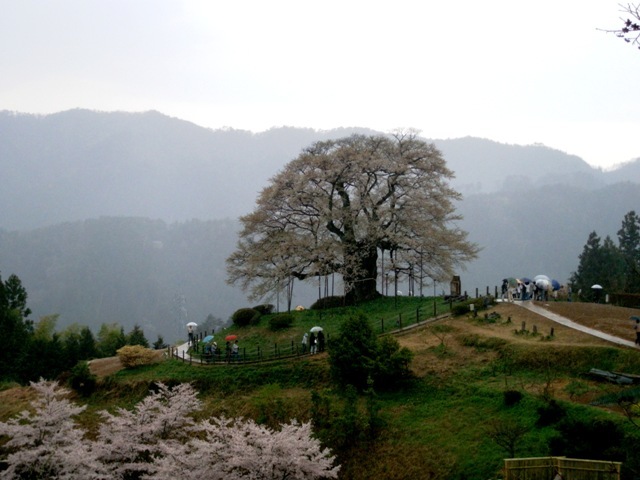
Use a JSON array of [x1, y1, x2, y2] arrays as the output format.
[[227, 131, 478, 305]]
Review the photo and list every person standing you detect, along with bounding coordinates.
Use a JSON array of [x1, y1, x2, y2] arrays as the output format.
[[309, 332, 317, 354], [634, 319, 640, 346], [317, 330, 325, 352], [232, 339, 239, 361], [188, 325, 195, 347], [301, 332, 309, 353]]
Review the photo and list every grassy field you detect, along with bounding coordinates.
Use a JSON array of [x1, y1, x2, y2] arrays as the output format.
[[3, 298, 640, 479]]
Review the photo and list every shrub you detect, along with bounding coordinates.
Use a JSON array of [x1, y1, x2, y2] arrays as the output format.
[[451, 296, 494, 316], [232, 308, 261, 327], [116, 345, 159, 369], [329, 313, 413, 391], [328, 314, 379, 390], [68, 361, 97, 397], [460, 334, 508, 351], [535, 399, 566, 427], [503, 390, 523, 406], [549, 417, 626, 461], [268, 313, 294, 331], [253, 304, 275, 315], [310, 296, 351, 310], [374, 336, 414, 390]]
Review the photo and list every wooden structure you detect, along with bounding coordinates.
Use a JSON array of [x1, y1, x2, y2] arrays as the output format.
[[504, 456, 621, 480], [450, 275, 461, 296]]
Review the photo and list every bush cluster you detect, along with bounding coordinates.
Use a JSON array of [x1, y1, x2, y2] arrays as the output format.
[[268, 313, 294, 331], [253, 304, 275, 315], [232, 307, 262, 327], [311, 296, 351, 310], [116, 345, 159, 369], [328, 313, 414, 391], [68, 361, 97, 397], [450, 296, 494, 316]]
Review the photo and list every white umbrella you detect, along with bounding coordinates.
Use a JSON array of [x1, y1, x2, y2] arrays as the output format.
[[310, 326, 323, 333], [535, 278, 550, 289], [591, 284, 603, 289], [186, 322, 198, 327], [533, 274, 551, 283]]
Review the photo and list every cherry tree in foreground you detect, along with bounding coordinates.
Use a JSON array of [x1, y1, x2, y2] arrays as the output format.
[[94, 382, 203, 479], [150, 417, 339, 480], [0, 379, 108, 479], [0, 379, 339, 480]]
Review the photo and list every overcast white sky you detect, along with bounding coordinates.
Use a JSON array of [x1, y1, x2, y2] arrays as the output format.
[[1, 0, 639, 169]]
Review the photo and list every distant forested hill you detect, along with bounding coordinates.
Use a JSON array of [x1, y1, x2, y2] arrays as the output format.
[[3, 109, 636, 231], [0, 217, 250, 341]]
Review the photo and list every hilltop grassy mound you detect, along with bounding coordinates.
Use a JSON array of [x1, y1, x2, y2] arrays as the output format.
[[4, 298, 640, 479]]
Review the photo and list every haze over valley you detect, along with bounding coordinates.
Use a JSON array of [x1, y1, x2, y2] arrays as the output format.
[[1, 110, 639, 340]]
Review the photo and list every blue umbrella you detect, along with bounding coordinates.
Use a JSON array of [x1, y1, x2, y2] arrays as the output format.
[[551, 279, 560, 291], [202, 335, 214, 343]]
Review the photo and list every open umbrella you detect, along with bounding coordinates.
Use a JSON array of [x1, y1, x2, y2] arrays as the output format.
[[630, 316, 640, 322], [535, 278, 550, 289], [520, 277, 532, 285], [202, 335, 214, 343], [310, 326, 323, 333], [591, 284, 603, 289], [225, 334, 238, 341], [506, 277, 518, 288], [186, 322, 198, 328], [551, 279, 561, 291], [533, 274, 551, 283]]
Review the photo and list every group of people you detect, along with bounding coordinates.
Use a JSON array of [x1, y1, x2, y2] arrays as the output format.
[[501, 279, 550, 302], [301, 330, 325, 354], [198, 336, 239, 362]]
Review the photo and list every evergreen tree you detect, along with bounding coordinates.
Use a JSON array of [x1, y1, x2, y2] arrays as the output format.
[[328, 313, 413, 391], [617, 210, 640, 293], [0, 273, 33, 382], [152, 335, 168, 350], [570, 231, 604, 301], [126, 324, 149, 348], [78, 326, 98, 360], [96, 323, 127, 357], [328, 314, 379, 391]]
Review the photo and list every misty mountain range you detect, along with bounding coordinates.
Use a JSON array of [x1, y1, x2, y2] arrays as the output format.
[[1, 109, 639, 340]]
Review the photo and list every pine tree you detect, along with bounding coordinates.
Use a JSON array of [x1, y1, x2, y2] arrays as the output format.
[[127, 324, 150, 348], [570, 231, 604, 301], [617, 210, 640, 293]]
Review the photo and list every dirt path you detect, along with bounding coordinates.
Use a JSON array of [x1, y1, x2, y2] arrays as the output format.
[[517, 300, 636, 348]]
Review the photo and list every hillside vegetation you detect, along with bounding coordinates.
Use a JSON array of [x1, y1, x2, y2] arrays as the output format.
[[3, 298, 640, 479]]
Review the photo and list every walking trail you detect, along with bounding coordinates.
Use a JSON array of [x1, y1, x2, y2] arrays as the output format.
[[515, 300, 636, 348], [173, 342, 197, 362]]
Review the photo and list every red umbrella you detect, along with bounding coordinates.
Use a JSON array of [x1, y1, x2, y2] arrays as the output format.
[[225, 334, 238, 341]]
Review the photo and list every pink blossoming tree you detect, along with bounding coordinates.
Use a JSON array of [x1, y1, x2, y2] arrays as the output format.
[[0, 379, 108, 479], [0, 380, 340, 480]]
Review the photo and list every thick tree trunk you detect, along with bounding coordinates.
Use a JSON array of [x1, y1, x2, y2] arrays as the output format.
[[344, 244, 380, 303]]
